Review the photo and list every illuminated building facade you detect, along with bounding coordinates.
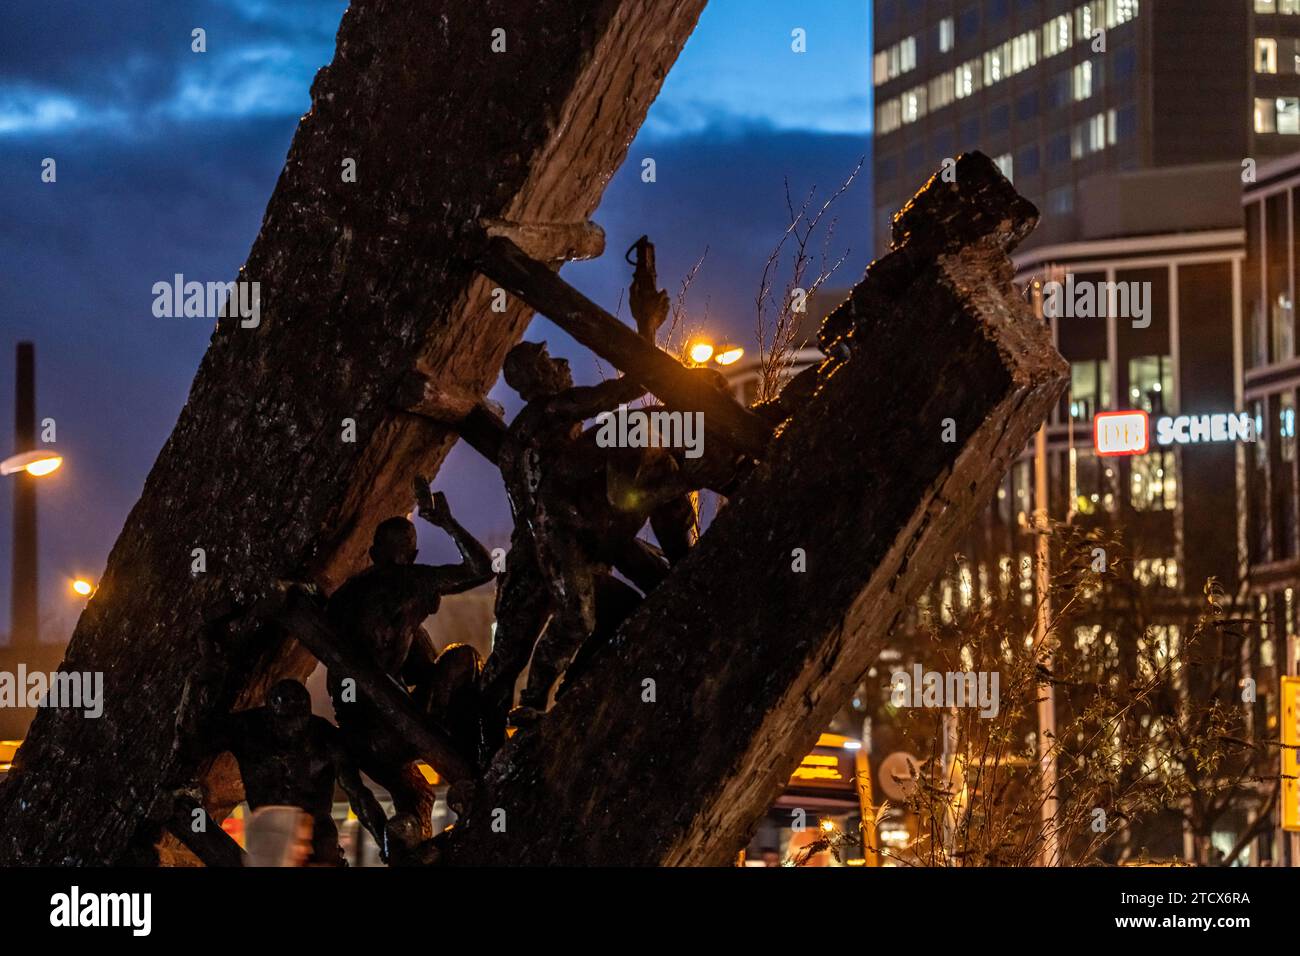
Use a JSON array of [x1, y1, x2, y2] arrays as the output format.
[[872, 0, 1300, 254]]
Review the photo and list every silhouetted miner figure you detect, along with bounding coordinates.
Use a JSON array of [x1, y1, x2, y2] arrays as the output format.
[[484, 341, 690, 728], [326, 478, 493, 839], [177, 679, 388, 866]]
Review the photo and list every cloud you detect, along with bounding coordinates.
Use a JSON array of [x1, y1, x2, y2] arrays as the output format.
[[0, 0, 345, 137]]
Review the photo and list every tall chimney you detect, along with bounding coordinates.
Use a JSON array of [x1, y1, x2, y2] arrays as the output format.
[[11, 342, 38, 648]]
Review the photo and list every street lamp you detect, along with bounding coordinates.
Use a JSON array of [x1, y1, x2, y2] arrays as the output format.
[[687, 341, 714, 365], [1, 450, 62, 477], [685, 338, 745, 367], [714, 346, 744, 366], [71, 579, 94, 597]]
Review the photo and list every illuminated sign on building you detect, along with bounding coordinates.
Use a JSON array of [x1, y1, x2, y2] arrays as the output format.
[[1094, 410, 1257, 456], [1094, 410, 1149, 456], [1154, 412, 1256, 446], [1283, 677, 1299, 832]]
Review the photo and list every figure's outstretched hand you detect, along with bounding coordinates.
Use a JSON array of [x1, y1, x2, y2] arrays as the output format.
[[413, 474, 436, 518], [416, 477, 452, 527]]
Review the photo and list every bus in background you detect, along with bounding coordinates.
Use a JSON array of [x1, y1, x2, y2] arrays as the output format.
[[742, 733, 877, 867]]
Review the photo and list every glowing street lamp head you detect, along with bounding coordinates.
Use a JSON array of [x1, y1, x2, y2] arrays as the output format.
[[71, 579, 94, 597], [0, 450, 62, 477], [25, 456, 62, 476], [687, 341, 715, 365], [714, 346, 745, 366]]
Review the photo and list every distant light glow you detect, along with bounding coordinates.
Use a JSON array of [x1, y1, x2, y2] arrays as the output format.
[[688, 341, 715, 364], [714, 346, 745, 366], [25, 456, 62, 476], [2, 451, 63, 477], [71, 579, 94, 596]]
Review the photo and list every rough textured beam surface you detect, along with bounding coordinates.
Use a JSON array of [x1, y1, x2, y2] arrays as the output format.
[[439, 157, 1068, 866], [0, 0, 708, 865]]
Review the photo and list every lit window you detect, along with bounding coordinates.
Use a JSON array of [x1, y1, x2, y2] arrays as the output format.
[[929, 72, 956, 110], [956, 60, 979, 98], [874, 51, 890, 85], [985, 48, 1003, 84], [901, 36, 917, 72], [1257, 97, 1277, 133], [1011, 31, 1038, 72], [1128, 355, 1172, 415], [1282, 393, 1296, 462], [1043, 14, 1071, 57], [1258, 0, 1277, 11], [1075, 452, 1117, 515], [1133, 557, 1179, 588], [1273, 291, 1294, 360], [1258, 38, 1279, 74], [1073, 60, 1093, 100], [1089, 112, 1107, 151], [1131, 452, 1178, 512], [902, 86, 927, 124], [1069, 359, 1111, 422], [877, 98, 902, 134], [939, 17, 955, 53], [1279, 96, 1300, 133]]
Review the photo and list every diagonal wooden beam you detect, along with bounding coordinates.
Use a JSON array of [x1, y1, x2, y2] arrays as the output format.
[[437, 153, 1069, 865], [0, 0, 709, 865]]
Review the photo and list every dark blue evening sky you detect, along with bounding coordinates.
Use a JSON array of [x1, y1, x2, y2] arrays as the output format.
[[0, 0, 873, 640]]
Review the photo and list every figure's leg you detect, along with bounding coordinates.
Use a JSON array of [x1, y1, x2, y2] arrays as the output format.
[[518, 554, 597, 711], [480, 547, 550, 737], [309, 812, 346, 867], [555, 572, 643, 699], [424, 643, 484, 759], [335, 710, 434, 844], [363, 759, 436, 843], [650, 491, 697, 564], [612, 536, 671, 593]]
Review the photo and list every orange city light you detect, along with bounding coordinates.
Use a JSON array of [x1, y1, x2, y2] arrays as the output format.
[[713, 346, 744, 366], [71, 579, 94, 597], [687, 341, 715, 365], [0, 450, 63, 477]]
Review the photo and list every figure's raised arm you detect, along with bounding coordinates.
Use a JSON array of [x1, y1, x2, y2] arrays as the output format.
[[551, 376, 648, 422], [413, 477, 494, 594]]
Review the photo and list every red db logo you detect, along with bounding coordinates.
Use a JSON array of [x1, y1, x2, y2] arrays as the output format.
[[1094, 410, 1149, 457]]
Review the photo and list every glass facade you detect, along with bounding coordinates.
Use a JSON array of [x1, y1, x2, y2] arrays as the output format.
[[1245, 177, 1300, 579]]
